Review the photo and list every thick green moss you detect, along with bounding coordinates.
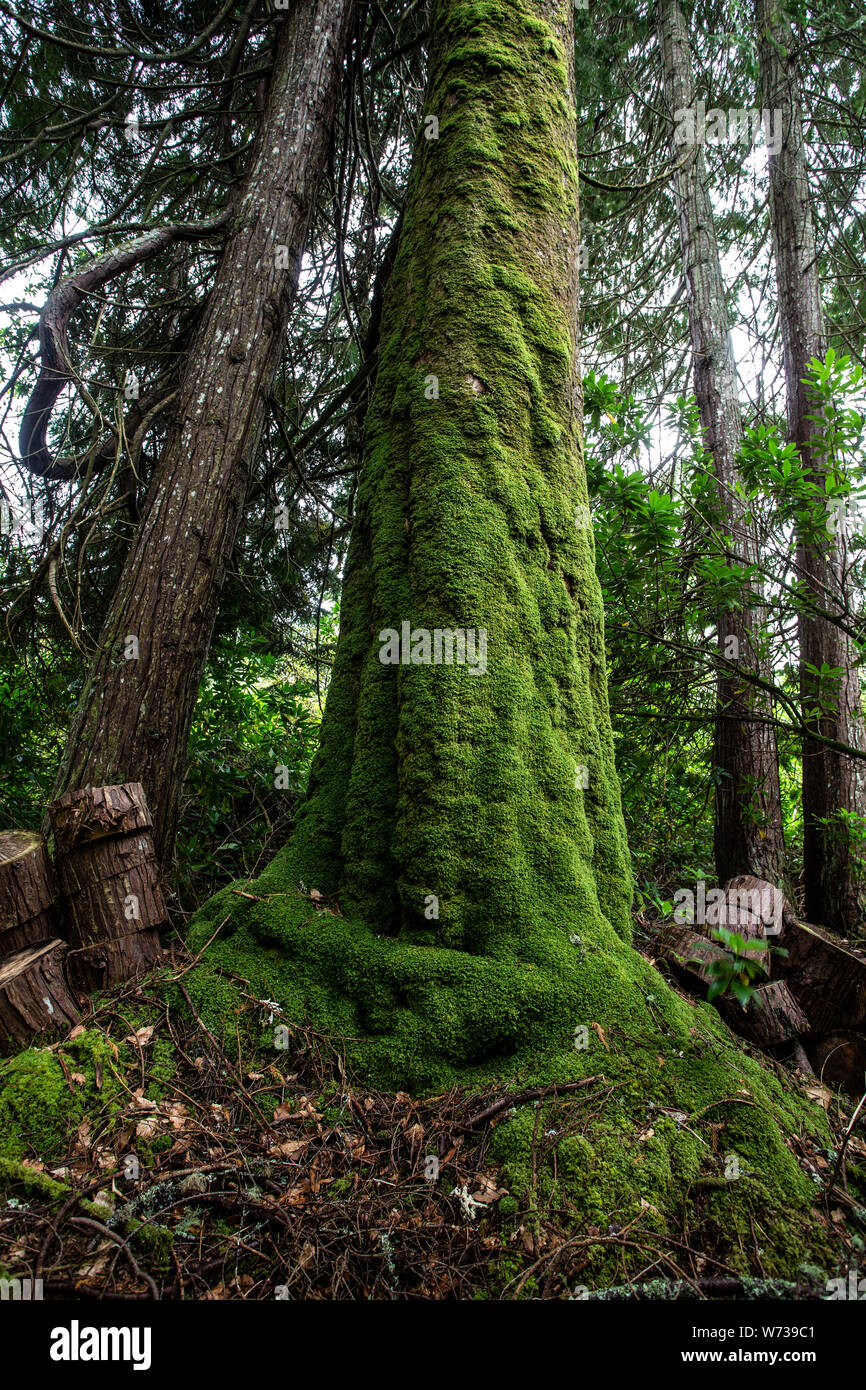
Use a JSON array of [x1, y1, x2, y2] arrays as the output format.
[[0, 1156, 70, 1201], [186, 866, 834, 1275], [0, 1032, 123, 1162], [270, 0, 631, 954]]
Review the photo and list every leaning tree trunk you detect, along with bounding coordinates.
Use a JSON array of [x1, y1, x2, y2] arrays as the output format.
[[660, 0, 785, 886], [50, 0, 355, 869], [758, 0, 866, 932]]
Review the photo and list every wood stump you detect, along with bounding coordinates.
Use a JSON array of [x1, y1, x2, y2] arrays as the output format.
[[657, 925, 808, 1050], [0, 831, 60, 959], [658, 922, 730, 994], [658, 921, 769, 995], [719, 980, 810, 1049], [49, 783, 165, 990], [0, 940, 79, 1053], [705, 876, 794, 941], [778, 918, 866, 1038]]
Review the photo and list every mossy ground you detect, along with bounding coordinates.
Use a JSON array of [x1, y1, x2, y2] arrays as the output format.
[[0, 947, 861, 1295], [180, 856, 859, 1284]]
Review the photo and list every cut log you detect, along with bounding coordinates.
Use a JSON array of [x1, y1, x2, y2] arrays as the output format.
[[0, 830, 60, 959], [719, 980, 810, 1048], [49, 782, 152, 855], [56, 834, 166, 947], [49, 784, 166, 991], [657, 922, 733, 994], [657, 925, 808, 1051], [0, 940, 79, 1052], [705, 876, 794, 942], [67, 930, 162, 994], [810, 1032, 866, 1095], [778, 919, 866, 1038]]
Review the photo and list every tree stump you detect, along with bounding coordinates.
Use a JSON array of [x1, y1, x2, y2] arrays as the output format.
[[49, 783, 165, 990], [50, 782, 153, 852], [778, 919, 866, 1038], [702, 876, 794, 942], [657, 926, 808, 1051], [0, 831, 60, 959], [658, 922, 730, 994], [719, 980, 810, 1048], [0, 940, 79, 1053]]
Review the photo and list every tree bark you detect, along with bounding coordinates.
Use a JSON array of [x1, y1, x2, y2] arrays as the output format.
[[49, 783, 166, 989], [50, 0, 355, 869], [0, 831, 59, 958], [757, 0, 866, 932], [659, 0, 785, 886], [0, 941, 80, 1053]]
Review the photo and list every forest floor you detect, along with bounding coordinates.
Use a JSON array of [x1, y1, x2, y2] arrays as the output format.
[[0, 919, 863, 1301]]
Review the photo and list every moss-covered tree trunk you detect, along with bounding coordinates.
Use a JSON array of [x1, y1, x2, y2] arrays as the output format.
[[187, 7, 835, 1266], [659, 0, 785, 888], [290, 0, 632, 952]]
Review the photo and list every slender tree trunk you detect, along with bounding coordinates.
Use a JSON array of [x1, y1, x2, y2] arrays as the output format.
[[50, 0, 355, 869], [758, 0, 866, 932], [660, 0, 786, 887]]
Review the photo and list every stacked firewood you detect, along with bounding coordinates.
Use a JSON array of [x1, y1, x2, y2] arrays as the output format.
[[656, 874, 866, 1094], [0, 784, 166, 1054]]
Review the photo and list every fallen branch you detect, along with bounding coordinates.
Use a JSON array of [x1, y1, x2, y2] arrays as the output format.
[[464, 1077, 604, 1129]]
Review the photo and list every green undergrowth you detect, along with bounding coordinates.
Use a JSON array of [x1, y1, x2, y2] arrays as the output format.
[[0, 1029, 125, 1163], [182, 846, 845, 1280]]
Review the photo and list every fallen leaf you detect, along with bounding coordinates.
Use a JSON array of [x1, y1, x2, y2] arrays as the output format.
[[470, 1173, 508, 1204], [268, 1139, 307, 1159], [130, 1089, 158, 1112], [805, 1084, 832, 1110]]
